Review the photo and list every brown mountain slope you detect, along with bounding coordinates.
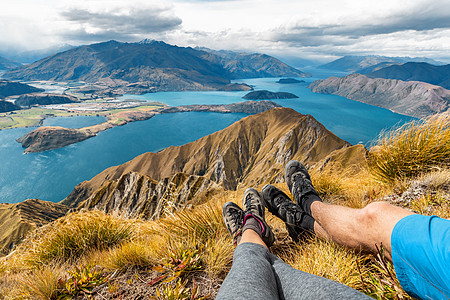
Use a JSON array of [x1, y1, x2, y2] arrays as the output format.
[[79, 172, 223, 220], [63, 107, 350, 207], [0, 199, 68, 255], [309, 74, 450, 118]]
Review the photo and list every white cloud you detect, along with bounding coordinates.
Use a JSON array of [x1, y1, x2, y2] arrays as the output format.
[[0, 0, 449, 63]]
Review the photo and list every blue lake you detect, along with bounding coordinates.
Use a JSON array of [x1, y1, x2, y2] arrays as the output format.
[[0, 112, 247, 203], [0, 75, 413, 203]]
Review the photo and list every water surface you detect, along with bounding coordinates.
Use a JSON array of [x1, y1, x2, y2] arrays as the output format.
[[1, 73, 413, 203]]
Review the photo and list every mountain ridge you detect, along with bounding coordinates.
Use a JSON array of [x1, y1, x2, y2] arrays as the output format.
[[309, 74, 450, 118], [2, 40, 306, 94], [320, 55, 444, 73], [62, 107, 351, 207], [366, 62, 450, 89]]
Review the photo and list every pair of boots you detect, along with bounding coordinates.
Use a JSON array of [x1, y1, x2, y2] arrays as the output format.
[[223, 160, 322, 246]]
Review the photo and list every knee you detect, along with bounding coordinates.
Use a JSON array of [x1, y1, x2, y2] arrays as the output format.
[[357, 201, 393, 227]]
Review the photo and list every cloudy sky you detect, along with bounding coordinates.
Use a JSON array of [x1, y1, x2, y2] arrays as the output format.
[[1, 0, 449, 63]]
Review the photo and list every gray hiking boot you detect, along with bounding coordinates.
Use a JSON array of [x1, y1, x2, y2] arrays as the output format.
[[222, 202, 244, 245], [285, 160, 321, 215], [242, 188, 275, 247], [262, 184, 314, 242]]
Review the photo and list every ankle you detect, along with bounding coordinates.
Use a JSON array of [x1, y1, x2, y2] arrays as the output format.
[[242, 214, 264, 235]]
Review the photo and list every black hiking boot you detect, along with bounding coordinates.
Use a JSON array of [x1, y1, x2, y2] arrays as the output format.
[[242, 188, 275, 247], [285, 160, 321, 215], [262, 184, 315, 242], [222, 202, 245, 245]]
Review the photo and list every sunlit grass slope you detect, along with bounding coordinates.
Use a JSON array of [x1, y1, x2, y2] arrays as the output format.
[[1, 113, 449, 299]]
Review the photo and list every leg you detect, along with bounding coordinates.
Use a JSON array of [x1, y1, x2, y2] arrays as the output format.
[[283, 160, 413, 259], [216, 230, 280, 300], [269, 254, 371, 300], [311, 201, 413, 259]]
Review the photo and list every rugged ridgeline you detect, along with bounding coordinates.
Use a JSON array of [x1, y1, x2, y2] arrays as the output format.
[[320, 55, 443, 73], [79, 172, 222, 220], [366, 62, 450, 89], [200, 48, 308, 78], [3, 40, 306, 94], [0, 199, 69, 255], [63, 107, 350, 208], [17, 101, 280, 153], [309, 74, 450, 118]]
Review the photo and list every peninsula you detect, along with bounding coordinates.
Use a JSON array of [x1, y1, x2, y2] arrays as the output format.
[[309, 74, 450, 118], [16, 100, 281, 153]]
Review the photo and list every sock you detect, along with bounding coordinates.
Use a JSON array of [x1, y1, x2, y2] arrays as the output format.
[[302, 193, 322, 216], [242, 215, 263, 237], [299, 213, 315, 233]]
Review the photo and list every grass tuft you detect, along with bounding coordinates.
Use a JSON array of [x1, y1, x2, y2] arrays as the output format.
[[19, 265, 63, 300], [369, 114, 450, 183], [24, 210, 134, 264]]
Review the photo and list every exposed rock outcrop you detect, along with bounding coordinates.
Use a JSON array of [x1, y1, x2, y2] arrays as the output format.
[[63, 108, 350, 207], [243, 90, 298, 100], [79, 172, 222, 220], [0, 199, 68, 255], [309, 74, 450, 118]]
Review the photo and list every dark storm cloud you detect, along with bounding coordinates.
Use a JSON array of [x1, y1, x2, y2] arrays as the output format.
[[61, 6, 182, 41]]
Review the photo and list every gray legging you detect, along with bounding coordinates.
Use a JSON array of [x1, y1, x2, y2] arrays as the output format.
[[217, 243, 371, 300]]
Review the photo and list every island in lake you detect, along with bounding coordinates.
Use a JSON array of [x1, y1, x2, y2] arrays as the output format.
[[276, 78, 305, 84], [243, 90, 299, 100]]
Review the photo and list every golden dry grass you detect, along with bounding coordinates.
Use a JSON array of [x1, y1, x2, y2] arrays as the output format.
[[369, 113, 450, 184], [1, 167, 445, 300]]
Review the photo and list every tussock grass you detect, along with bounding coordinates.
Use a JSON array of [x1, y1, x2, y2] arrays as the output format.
[[369, 114, 450, 184], [106, 239, 156, 271], [19, 264, 64, 300], [280, 236, 367, 289], [1, 163, 448, 299], [22, 210, 134, 265]]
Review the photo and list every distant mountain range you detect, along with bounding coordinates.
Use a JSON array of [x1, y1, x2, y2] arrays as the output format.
[[0, 56, 21, 70], [366, 62, 450, 89], [0, 44, 74, 64], [320, 55, 445, 73], [2, 40, 306, 93], [309, 74, 450, 118], [198, 48, 309, 78]]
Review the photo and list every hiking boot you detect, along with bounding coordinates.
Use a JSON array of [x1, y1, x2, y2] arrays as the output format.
[[222, 202, 244, 245], [262, 184, 314, 242], [242, 188, 275, 247], [285, 160, 321, 215]]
